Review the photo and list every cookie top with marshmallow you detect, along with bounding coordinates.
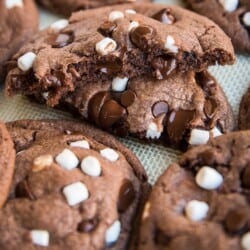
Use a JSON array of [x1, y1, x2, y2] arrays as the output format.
[[138, 130, 250, 250], [2, 119, 150, 250]]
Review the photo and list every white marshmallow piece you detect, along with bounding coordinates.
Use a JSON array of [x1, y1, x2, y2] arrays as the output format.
[[196, 166, 223, 190], [128, 21, 139, 32], [125, 9, 137, 15], [5, 0, 23, 8], [242, 232, 250, 250], [189, 129, 210, 145], [243, 12, 250, 27], [105, 220, 121, 245], [95, 38, 117, 56], [146, 122, 162, 139], [31, 230, 49, 247], [63, 181, 89, 206], [81, 156, 101, 177], [164, 35, 178, 54], [100, 148, 119, 162], [17, 52, 36, 72], [185, 200, 209, 222], [55, 149, 79, 170], [111, 77, 129, 92], [218, 0, 238, 12], [211, 127, 223, 138], [50, 19, 69, 32], [70, 140, 90, 149], [109, 11, 124, 22]]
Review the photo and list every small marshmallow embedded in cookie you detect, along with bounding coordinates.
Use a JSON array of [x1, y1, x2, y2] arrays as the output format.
[[242, 232, 250, 250], [112, 77, 129, 92], [189, 129, 210, 145], [146, 122, 162, 139], [32, 154, 53, 172], [100, 148, 119, 162], [5, 0, 23, 9], [185, 200, 209, 222], [31, 230, 49, 247], [50, 19, 69, 32], [128, 21, 139, 32], [109, 11, 124, 22], [242, 12, 250, 27], [164, 35, 178, 54], [218, 0, 238, 12], [105, 220, 121, 245], [55, 149, 79, 170], [95, 38, 117, 55], [17, 52, 36, 72], [70, 140, 90, 149], [81, 156, 101, 177]]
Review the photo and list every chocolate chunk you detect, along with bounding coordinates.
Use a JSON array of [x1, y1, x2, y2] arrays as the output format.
[[152, 101, 169, 117], [118, 179, 136, 212], [98, 21, 117, 37], [152, 8, 175, 24], [204, 98, 217, 118], [99, 100, 126, 129], [77, 219, 98, 233], [50, 32, 74, 48], [120, 90, 136, 107], [97, 58, 123, 75], [15, 180, 35, 200], [130, 25, 155, 50], [242, 165, 250, 189], [152, 57, 176, 78], [224, 209, 247, 234]]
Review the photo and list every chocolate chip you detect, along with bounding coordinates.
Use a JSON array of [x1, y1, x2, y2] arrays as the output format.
[[120, 90, 136, 107], [204, 98, 217, 118], [224, 209, 248, 234], [242, 165, 250, 189], [15, 180, 35, 200], [99, 100, 126, 129], [77, 219, 98, 233], [195, 71, 216, 94], [118, 179, 136, 212], [98, 21, 117, 37], [48, 32, 74, 48], [130, 25, 155, 50], [167, 109, 195, 144], [152, 8, 175, 24], [152, 57, 176, 78], [152, 101, 169, 117], [97, 58, 123, 75], [88, 91, 111, 125]]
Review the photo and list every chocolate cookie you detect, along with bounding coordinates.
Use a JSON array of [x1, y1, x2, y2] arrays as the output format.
[[185, 0, 250, 53], [3, 119, 150, 250], [0, 0, 38, 81], [138, 130, 250, 250], [37, 0, 150, 16], [239, 87, 250, 130], [0, 122, 15, 209], [5, 3, 235, 103]]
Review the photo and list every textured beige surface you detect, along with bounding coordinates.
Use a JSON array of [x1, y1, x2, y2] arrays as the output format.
[[0, 1, 249, 184]]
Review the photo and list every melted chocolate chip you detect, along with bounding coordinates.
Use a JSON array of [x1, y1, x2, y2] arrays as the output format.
[[167, 109, 195, 144], [118, 179, 136, 212], [195, 71, 216, 94], [77, 218, 98, 233], [120, 90, 136, 107], [152, 101, 169, 117], [242, 165, 250, 189], [224, 209, 248, 234], [99, 100, 126, 129], [48, 32, 74, 48], [130, 25, 155, 50], [15, 180, 35, 200], [97, 58, 123, 75], [152, 8, 175, 24], [204, 98, 217, 118], [98, 21, 117, 37], [152, 57, 177, 78]]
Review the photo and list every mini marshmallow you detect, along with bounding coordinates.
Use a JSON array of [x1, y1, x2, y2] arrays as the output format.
[[42, 92, 49, 100], [189, 128, 210, 145], [31, 230, 49, 247], [196, 166, 223, 190], [81, 156, 101, 177], [95, 38, 117, 56], [125, 9, 137, 15], [100, 148, 119, 162], [33, 154, 53, 172], [185, 200, 209, 222], [211, 127, 223, 138], [63, 181, 89, 206], [55, 149, 79, 170], [70, 140, 90, 149], [109, 11, 124, 22], [128, 21, 139, 32], [17, 52, 36, 72], [50, 19, 69, 32], [243, 12, 250, 27], [5, 0, 23, 8], [242, 232, 250, 250], [111, 77, 129, 92], [146, 122, 162, 139], [105, 220, 121, 245], [164, 35, 178, 54], [218, 0, 238, 12]]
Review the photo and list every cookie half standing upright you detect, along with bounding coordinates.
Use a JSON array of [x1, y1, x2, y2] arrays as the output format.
[[185, 0, 250, 53], [239, 87, 250, 130], [138, 131, 250, 250], [2, 119, 150, 250], [0, 0, 38, 81]]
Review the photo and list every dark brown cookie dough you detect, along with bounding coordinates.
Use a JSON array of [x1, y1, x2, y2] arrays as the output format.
[[3, 119, 150, 250], [185, 0, 250, 53], [0, 0, 38, 81], [37, 0, 150, 16], [0, 122, 15, 209], [239, 87, 250, 130], [5, 3, 235, 102], [138, 131, 250, 250]]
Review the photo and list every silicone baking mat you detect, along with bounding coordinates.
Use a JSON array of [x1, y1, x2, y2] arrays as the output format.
[[0, 0, 249, 184]]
